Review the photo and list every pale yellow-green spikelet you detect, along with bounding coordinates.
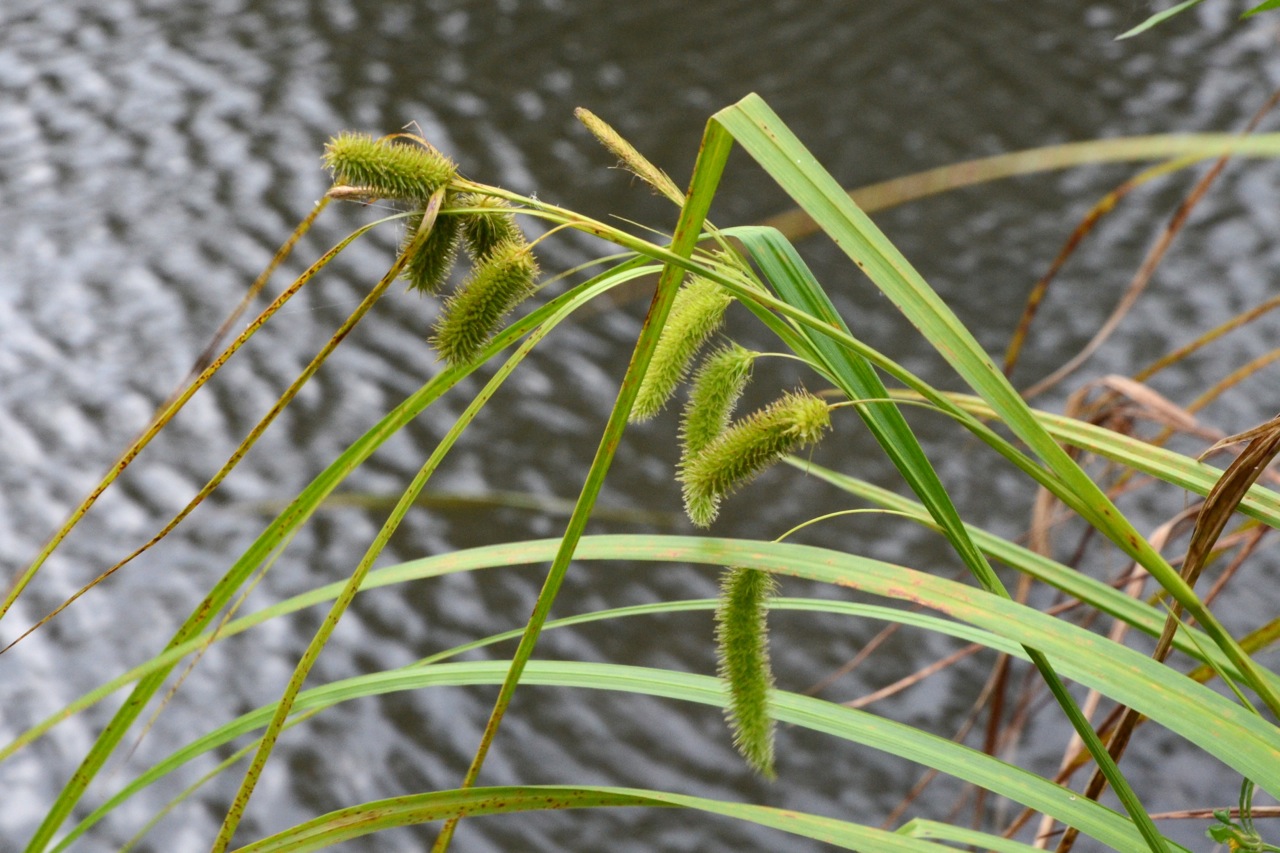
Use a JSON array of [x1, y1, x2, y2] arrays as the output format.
[[632, 276, 733, 422], [401, 206, 462, 295], [715, 566, 778, 778], [457, 193, 522, 261], [322, 132, 457, 202], [430, 239, 539, 366], [680, 342, 754, 461], [574, 107, 685, 206], [680, 390, 830, 527]]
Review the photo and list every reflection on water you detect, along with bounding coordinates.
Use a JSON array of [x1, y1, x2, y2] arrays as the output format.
[[3, 1, 1280, 849]]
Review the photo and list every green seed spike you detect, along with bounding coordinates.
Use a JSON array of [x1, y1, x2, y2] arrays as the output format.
[[402, 206, 462, 295], [715, 566, 778, 778], [680, 342, 755, 461], [680, 390, 830, 527], [322, 132, 457, 202], [632, 276, 733, 422], [457, 193, 522, 261], [431, 239, 539, 366]]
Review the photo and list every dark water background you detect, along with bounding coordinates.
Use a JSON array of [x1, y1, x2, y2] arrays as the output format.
[[4, 2, 1280, 850]]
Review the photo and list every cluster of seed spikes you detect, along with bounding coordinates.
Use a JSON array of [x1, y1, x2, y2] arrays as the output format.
[[626, 248, 833, 778], [577, 104, 837, 779], [628, 265, 831, 528], [578, 107, 842, 781], [323, 132, 539, 365], [687, 376, 829, 778], [572, 109, 836, 523], [320, 115, 841, 781]]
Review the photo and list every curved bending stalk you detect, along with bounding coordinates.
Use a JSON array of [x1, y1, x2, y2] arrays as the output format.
[[3, 210, 393, 654], [208, 191, 451, 851], [0, 198, 331, 624]]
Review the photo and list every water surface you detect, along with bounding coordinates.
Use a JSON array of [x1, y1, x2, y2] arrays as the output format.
[[3, 2, 1280, 850]]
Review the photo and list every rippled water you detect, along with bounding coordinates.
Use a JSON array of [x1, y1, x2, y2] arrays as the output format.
[[4, 2, 1280, 850]]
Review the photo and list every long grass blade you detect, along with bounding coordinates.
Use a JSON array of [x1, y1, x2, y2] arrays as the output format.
[[56, 596, 1015, 850], [712, 92, 1280, 720], [781, 456, 1278, 683], [48, 532, 1270, 849], [233, 785, 1008, 853], [724, 223, 1165, 849], [761, 132, 1280, 237], [111, 655, 1190, 852], [1060, 418, 1280, 852], [146, 537, 1280, 801]]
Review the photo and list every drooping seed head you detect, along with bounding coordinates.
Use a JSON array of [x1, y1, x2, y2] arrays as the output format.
[[632, 275, 734, 422], [680, 390, 830, 527], [680, 342, 755, 462], [401, 207, 462, 295], [430, 239, 539, 366], [715, 566, 777, 779], [457, 193, 523, 261], [322, 132, 457, 202]]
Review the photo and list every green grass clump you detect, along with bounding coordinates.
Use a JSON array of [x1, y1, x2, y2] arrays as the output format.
[[323, 132, 457, 202], [680, 390, 830, 527], [430, 239, 539, 365], [33, 89, 1280, 853], [715, 566, 778, 779]]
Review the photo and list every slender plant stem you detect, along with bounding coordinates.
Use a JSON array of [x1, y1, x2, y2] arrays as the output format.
[[2, 212, 390, 656], [0, 198, 331, 625], [429, 120, 734, 853]]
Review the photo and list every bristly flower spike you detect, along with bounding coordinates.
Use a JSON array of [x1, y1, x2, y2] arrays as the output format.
[[401, 205, 463, 295], [457, 193, 523, 261], [715, 566, 778, 778], [680, 390, 831, 528], [430, 238, 539, 366], [632, 276, 734, 422], [322, 132, 457, 202], [680, 342, 755, 462]]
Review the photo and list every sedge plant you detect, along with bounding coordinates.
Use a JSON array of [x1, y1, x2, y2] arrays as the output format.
[[8, 87, 1280, 853]]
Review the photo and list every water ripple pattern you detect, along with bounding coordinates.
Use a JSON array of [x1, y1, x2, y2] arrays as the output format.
[[2, 1, 1280, 850]]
